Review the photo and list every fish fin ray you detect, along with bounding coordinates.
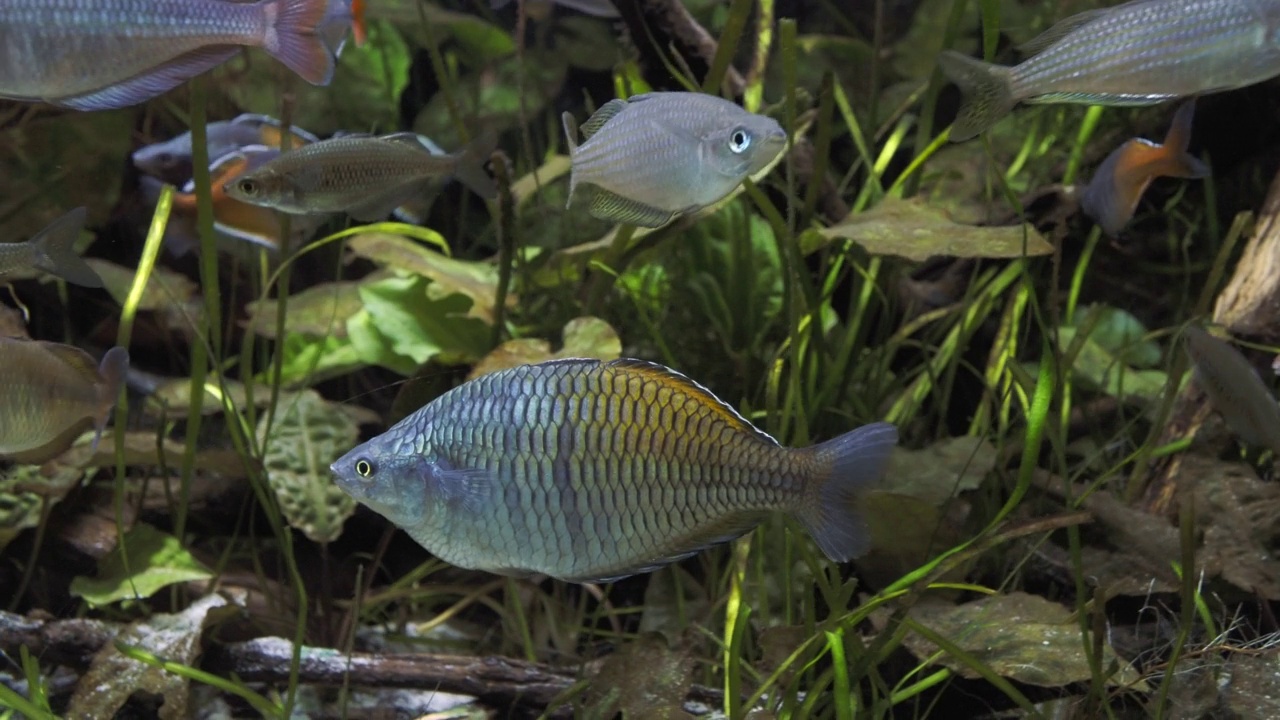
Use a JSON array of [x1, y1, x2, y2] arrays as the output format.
[[58, 47, 239, 111], [562, 112, 581, 205], [796, 422, 898, 562], [578, 98, 629, 139], [347, 182, 428, 221], [583, 185, 676, 227], [937, 51, 1015, 142], [428, 461, 492, 514], [1024, 92, 1173, 106], [267, 0, 348, 86], [1016, 8, 1111, 56], [91, 348, 130, 452], [452, 131, 499, 199], [29, 207, 103, 288]]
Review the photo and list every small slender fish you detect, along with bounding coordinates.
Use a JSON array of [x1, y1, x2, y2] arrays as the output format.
[[1184, 326, 1280, 455], [0, 0, 360, 111], [1080, 100, 1209, 236], [0, 339, 129, 463], [331, 358, 898, 583], [0, 208, 103, 288], [224, 133, 497, 221], [938, 0, 1280, 141], [141, 146, 325, 255], [132, 114, 320, 181], [562, 92, 787, 228]]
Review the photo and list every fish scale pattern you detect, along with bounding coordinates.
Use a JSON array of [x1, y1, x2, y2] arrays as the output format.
[[399, 359, 806, 581]]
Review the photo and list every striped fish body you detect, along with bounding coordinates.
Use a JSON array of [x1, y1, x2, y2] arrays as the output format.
[[332, 358, 897, 583], [563, 92, 786, 227], [225, 133, 495, 220], [1012, 0, 1280, 102], [0, 0, 352, 110]]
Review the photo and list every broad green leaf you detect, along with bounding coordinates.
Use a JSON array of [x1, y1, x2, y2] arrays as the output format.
[[822, 198, 1054, 261], [70, 523, 213, 606], [86, 258, 198, 309], [886, 437, 996, 505], [1057, 326, 1167, 403], [257, 390, 360, 543], [469, 316, 622, 378], [413, 51, 568, 144], [353, 275, 492, 373], [244, 281, 364, 339], [371, 0, 515, 63], [346, 233, 511, 323], [903, 592, 1144, 688], [0, 464, 84, 553], [269, 332, 368, 387], [1074, 304, 1161, 369], [66, 594, 234, 720], [347, 308, 418, 376]]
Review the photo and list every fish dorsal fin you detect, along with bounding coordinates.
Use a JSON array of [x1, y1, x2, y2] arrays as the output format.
[[601, 358, 780, 446], [35, 341, 102, 382], [1017, 7, 1111, 56], [379, 132, 434, 151], [582, 185, 676, 228], [579, 98, 629, 139]]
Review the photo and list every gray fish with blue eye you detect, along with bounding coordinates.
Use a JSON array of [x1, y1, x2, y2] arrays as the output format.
[[0, 208, 103, 288], [562, 92, 788, 228], [330, 357, 898, 583], [939, 0, 1280, 142]]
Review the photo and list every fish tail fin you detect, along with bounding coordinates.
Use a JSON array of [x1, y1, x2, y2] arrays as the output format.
[[561, 111, 580, 207], [1159, 100, 1210, 179], [794, 422, 898, 562], [454, 132, 499, 199], [91, 347, 130, 452], [265, 0, 348, 86], [30, 207, 103, 288], [937, 51, 1016, 142]]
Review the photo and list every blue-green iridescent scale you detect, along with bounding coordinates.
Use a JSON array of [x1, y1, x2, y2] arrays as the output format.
[[415, 360, 805, 581]]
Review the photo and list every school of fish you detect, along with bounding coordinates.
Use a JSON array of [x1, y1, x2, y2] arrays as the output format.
[[2, 0, 1278, 587]]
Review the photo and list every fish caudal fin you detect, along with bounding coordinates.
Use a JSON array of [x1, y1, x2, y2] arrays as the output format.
[[562, 111, 581, 206], [91, 347, 130, 452], [1080, 100, 1207, 236], [454, 132, 499, 200], [937, 51, 1016, 143], [796, 422, 898, 562], [265, 0, 349, 86], [30, 207, 104, 288]]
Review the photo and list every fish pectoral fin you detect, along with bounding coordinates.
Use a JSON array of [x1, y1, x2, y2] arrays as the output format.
[[425, 462, 492, 514], [583, 185, 676, 228], [57, 47, 241, 112], [346, 182, 428, 222], [578, 98, 630, 139]]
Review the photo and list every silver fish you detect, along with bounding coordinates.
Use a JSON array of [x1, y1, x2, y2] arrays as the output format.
[[0, 208, 103, 288], [330, 357, 898, 583], [224, 133, 497, 221], [1184, 326, 1280, 455], [1080, 100, 1209, 236], [562, 92, 787, 228], [0, 0, 356, 111], [939, 0, 1280, 141], [132, 114, 320, 181]]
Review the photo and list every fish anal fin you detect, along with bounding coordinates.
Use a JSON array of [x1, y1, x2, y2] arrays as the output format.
[[58, 47, 240, 111], [578, 98, 629, 139], [559, 514, 766, 583], [583, 184, 676, 227], [347, 182, 428, 222]]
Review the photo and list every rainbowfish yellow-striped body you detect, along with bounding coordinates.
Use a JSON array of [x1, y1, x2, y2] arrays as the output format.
[[331, 358, 897, 583]]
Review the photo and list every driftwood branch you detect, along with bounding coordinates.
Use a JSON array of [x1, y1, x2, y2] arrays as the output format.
[[0, 611, 724, 713]]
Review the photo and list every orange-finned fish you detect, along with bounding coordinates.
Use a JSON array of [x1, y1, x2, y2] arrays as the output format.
[[331, 358, 898, 583], [140, 146, 324, 255], [0, 208, 103, 288], [938, 0, 1280, 141], [0, 0, 356, 110], [351, 0, 368, 46], [1080, 100, 1208, 236], [131, 114, 320, 182], [1184, 326, 1280, 455], [0, 339, 129, 463]]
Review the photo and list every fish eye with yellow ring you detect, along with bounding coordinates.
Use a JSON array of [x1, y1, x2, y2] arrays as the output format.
[[355, 458, 376, 477]]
